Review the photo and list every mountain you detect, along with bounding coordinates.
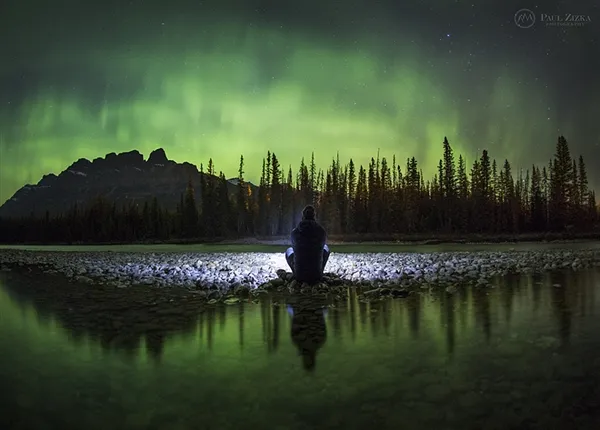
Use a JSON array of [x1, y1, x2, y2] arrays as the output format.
[[0, 148, 255, 219]]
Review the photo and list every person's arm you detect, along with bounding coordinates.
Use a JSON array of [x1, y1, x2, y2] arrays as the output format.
[[291, 228, 298, 249]]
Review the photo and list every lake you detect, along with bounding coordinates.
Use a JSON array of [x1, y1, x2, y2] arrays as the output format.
[[1, 267, 600, 429]]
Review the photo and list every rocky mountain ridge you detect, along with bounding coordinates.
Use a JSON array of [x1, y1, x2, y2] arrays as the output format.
[[0, 148, 251, 219]]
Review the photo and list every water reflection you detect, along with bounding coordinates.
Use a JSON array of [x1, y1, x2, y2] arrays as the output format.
[[2, 268, 600, 428], [287, 300, 328, 371], [440, 291, 455, 356], [2, 269, 599, 363], [549, 271, 572, 348]]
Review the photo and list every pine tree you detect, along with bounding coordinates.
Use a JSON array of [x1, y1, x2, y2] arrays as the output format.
[[549, 136, 573, 230], [347, 159, 356, 233], [367, 158, 378, 233], [150, 196, 160, 238], [270, 152, 282, 235], [183, 179, 199, 238], [142, 200, 151, 239], [354, 165, 368, 233], [442, 137, 456, 230], [216, 172, 233, 236], [479, 150, 492, 231], [309, 152, 316, 204], [578, 155, 589, 227], [457, 154, 469, 230], [501, 159, 515, 232], [201, 162, 218, 237], [587, 191, 598, 225], [257, 158, 268, 235], [405, 157, 420, 233], [283, 166, 295, 232], [380, 157, 392, 233], [236, 155, 248, 235], [578, 155, 589, 204]]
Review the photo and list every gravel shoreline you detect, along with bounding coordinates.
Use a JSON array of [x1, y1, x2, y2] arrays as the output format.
[[2, 248, 600, 302]]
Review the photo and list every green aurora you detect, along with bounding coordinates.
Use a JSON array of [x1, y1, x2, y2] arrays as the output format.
[[1, 4, 599, 205]]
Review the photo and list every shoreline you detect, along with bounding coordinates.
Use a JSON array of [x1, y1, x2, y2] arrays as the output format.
[[2, 247, 600, 304], [0, 231, 598, 247]]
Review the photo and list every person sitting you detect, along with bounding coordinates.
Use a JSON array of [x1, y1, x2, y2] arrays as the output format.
[[285, 205, 330, 284]]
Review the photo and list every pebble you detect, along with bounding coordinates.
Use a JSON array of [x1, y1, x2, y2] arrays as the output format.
[[1, 248, 599, 302]]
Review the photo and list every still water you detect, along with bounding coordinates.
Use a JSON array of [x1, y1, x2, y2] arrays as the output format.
[[1, 269, 600, 429]]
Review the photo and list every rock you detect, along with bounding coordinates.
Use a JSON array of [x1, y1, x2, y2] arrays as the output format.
[[445, 285, 457, 294], [363, 289, 380, 297], [276, 269, 287, 280], [391, 289, 409, 298], [234, 284, 250, 297], [224, 297, 239, 305], [207, 290, 221, 300], [269, 278, 284, 288]]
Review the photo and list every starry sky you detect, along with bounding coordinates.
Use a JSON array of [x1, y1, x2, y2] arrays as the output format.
[[0, 0, 598, 205]]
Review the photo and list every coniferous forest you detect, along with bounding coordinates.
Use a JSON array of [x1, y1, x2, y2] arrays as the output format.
[[0, 136, 598, 244]]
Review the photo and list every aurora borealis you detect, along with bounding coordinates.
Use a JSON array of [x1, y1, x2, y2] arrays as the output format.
[[0, 0, 598, 205]]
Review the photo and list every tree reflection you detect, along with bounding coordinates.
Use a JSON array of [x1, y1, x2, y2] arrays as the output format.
[[348, 288, 358, 340], [4, 267, 599, 367], [531, 273, 543, 311], [259, 295, 282, 353], [271, 303, 281, 352], [407, 292, 421, 339], [359, 298, 368, 332], [238, 300, 245, 349], [205, 306, 216, 350], [329, 296, 342, 338], [499, 275, 515, 324], [146, 332, 166, 361], [381, 299, 391, 336], [550, 271, 572, 348], [440, 291, 456, 356], [0, 273, 205, 360], [457, 286, 468, 333], [473, 288, 491, 342]]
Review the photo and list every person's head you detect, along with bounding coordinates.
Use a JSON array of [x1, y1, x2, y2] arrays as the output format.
[[302, 205, 316, 221]]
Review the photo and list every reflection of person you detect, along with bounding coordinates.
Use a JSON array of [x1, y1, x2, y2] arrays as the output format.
[[285, 205, 330, 284], [287, 304, 328, 372]]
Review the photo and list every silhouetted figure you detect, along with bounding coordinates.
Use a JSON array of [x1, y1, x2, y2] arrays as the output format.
[[287, 303, 328, 372], [285, 205, 330, 284]]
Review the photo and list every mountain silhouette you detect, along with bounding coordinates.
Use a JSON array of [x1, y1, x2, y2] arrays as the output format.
[[0, 148, 255, 218]]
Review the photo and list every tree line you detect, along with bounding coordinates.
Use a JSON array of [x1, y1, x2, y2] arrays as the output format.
[[0, 135, 597, 243]]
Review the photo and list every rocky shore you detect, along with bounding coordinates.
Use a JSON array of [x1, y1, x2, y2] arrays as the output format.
[[2, 248, 600, 302]]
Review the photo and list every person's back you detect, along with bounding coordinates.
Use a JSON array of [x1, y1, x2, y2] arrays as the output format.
[[285, 205, 330, 284]]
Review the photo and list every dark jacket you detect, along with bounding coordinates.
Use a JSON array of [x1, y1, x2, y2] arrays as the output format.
[[291, 220, 327, 284]]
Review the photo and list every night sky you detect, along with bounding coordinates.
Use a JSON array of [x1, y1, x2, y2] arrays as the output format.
[[0, 0, 598, 205]]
